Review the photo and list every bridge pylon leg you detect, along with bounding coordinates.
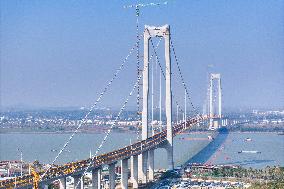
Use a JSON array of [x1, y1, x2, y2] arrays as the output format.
[[165, 142, 174, 170], [148, 149, 154, 181], [59, 177, 66, 189], [92, 168, 101, 189], [164, 26, 174, 171], [109, 163, 116, 189], [121, 158, 129, 189], [131, 155, 138, 188], [73, 174, 84, 189]]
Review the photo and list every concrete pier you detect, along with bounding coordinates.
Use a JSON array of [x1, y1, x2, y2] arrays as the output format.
[[73, 174, 84, 189], [166, 143, 174, 170], [139, 151, 148, 183], [109, 163, 116, 189], [148, 149, 154, 181], [92, 168, 101, 189], [59, 177, 66, 189], [121, 158, 129, 189], [40, 184, 48, 189], [131, 155, 138, 188]]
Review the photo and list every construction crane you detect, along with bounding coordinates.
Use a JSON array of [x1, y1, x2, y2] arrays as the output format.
[[124, 2, 168, 16], [30, 165, 40, 189], [123, 1, 168, 39]]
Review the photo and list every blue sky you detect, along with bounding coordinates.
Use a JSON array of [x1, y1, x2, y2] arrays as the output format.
[[1, 0, 283, 110]]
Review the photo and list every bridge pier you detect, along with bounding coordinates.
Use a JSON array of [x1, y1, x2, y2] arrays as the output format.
[[40, 184, 48, 189], [131, 155, 138, 188], [92, 168, 101, 189], [109, 163, 116, 189], [148, 149, 154, 181], [73, 174, 84, 189], [138, 151, 148, 183], [59, 177, 66, 189], [121, 158, 129, 189], [165, 143, 174, 170]]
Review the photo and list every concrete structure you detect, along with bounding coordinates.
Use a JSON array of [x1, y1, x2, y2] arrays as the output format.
[[92, 168, 101, 189], [59, 177, 66, 189], [109, 163, 116, 189], [121, 158, 129, 189], [40, 184, 48, 189], [131, 155, 138, 188], [73, 174, 84, 189], [139, 24, 173, 183], [148, 149, 154, 181], [209, 73, 222, 129]]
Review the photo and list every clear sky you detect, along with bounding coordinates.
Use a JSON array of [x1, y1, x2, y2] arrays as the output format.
[[1, 0, 283, 110]]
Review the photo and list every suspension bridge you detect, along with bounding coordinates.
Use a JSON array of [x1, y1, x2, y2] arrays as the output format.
[[0, 23, 224, 189]]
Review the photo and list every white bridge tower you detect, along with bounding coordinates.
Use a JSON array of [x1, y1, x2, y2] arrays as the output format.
[[139, 25, 173, 183], [208, 73, 222, 130]]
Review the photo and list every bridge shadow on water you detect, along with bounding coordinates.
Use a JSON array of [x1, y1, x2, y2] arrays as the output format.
[[184, 127, 229, 165]]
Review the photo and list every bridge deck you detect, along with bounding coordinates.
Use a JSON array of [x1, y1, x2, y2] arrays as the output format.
[[0, 116, 206, 189]]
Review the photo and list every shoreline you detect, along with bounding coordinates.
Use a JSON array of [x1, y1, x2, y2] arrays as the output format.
[[0, 130, 283, 134], [0, 130, 136, 134]]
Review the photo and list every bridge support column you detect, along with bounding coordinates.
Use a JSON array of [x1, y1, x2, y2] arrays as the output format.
[[121, 158, 129, 189], [148, 149, 154, 181], [165, 143, 174, 170], [59, 177, 66, 189], [138, 151, 148, 183], [131, 155, 138, 188], [92, 168, 101, 189], [40, 184, 48, 189], [73, 174, 84, 189], [165, 26, 174, 171], [109, 163, 116, 189]]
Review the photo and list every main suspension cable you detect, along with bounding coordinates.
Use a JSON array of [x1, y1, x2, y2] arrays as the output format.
[[40, 34, 143, 180], [73, 38, 162, 189], [145, 29, 187, 119], [170, 38, 200, 115], [135, 37, 163, 141], [145, 28, 199, 117], [136, 7, 141, 141]]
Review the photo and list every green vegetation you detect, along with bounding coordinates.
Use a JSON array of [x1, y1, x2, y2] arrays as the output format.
[[190, 165, 284, 188], [228, 123, 284, 132], [248, 167, 284, 189], [249, 181, 284, 189]]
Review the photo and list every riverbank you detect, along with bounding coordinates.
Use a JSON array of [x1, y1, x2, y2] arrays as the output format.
[[1, 127, 283, 134], [0, 127, 137, 134]]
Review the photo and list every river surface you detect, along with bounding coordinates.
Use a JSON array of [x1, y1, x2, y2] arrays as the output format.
[[0, 132, 283, 169]]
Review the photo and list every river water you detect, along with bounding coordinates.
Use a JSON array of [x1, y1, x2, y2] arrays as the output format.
[[0, 131, 283, 169]]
